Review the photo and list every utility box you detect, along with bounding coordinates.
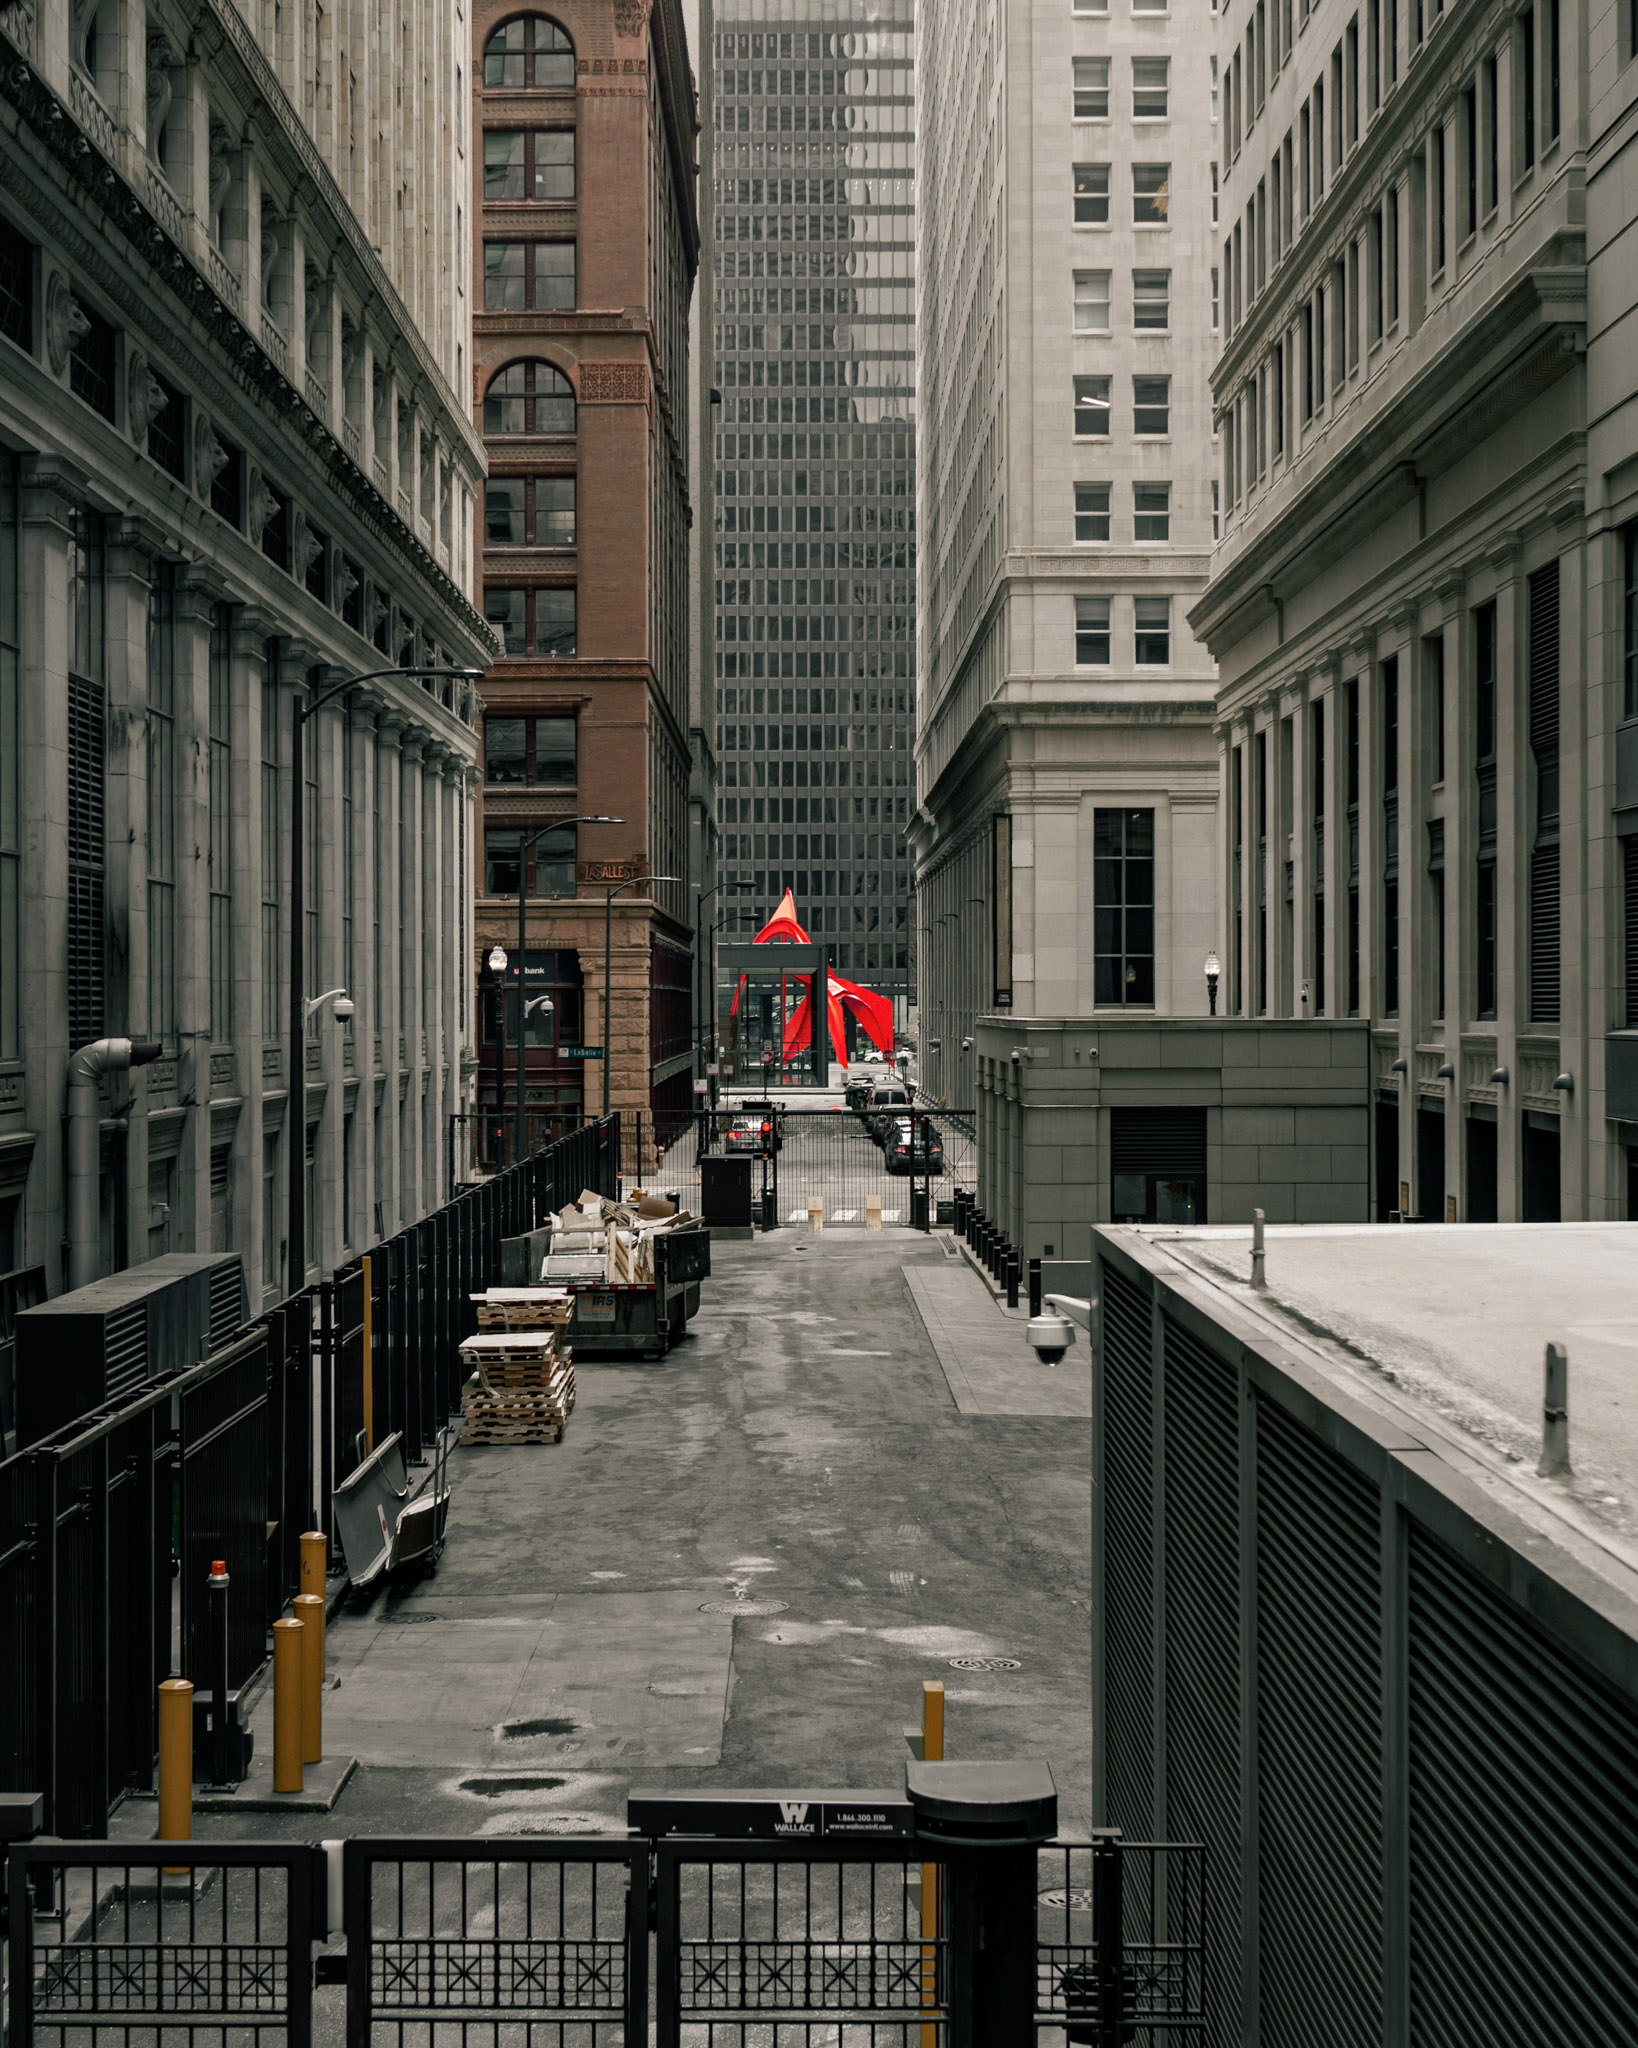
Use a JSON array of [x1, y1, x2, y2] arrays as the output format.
[[15, 1252, 246, 1446], [700, 1154, 754, 1235]]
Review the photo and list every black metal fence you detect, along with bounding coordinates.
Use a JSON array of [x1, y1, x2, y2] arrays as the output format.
[[6, 1831, 1205, 2048], [0, 1121, 621, 1840]]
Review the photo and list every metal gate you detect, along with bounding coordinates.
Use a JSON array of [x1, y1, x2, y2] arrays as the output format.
[[8, 1834, 1204, 2047], [647, 1108, 977, 1229]]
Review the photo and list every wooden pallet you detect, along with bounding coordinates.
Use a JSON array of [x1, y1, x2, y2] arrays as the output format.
[[460, 1364, 576, 1446], [459, 1415, 564, 1446], [475, 1303, 574, 1333], [460, 1333, 558, 1371]]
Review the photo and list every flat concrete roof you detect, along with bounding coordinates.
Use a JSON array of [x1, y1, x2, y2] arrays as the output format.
[[1107, 1222, 1638, 1592]]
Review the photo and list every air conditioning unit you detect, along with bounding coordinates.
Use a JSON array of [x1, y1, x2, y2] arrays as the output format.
[[16, 1251, 247, 1447]]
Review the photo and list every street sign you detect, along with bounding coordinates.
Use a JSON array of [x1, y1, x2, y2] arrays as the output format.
[[560, 1046, 605, 1060]]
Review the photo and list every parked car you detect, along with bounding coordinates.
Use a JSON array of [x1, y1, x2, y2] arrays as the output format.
[[843, 1072, 876, 1112], [724, 1110, 781, 1155], [885, 1116, 944, 1175], [861, 1084, 912, 1142]]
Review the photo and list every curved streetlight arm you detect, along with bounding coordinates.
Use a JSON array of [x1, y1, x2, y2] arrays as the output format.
[[299, 663, 483, 725]]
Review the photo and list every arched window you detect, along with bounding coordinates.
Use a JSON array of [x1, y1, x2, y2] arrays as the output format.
[[484, 361, 574, 437], [483, 16, 575, 91]]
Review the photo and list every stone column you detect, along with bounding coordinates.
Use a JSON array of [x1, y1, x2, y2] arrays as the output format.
[[350, 693, 383, 1244], [422, 739, 450, 1208], [1489, 536, 1524, 1220], [216, 606, 271, 1273]]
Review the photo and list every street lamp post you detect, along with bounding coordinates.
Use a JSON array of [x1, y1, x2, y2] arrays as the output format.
[[1205, 949, 1222, 1016], [504, 816, 622, 1165], [602, 873, 680, 1120], [289, 663, 479, 1290]]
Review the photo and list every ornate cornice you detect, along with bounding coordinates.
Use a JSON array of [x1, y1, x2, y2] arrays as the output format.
[[0, 19, 496, 657]]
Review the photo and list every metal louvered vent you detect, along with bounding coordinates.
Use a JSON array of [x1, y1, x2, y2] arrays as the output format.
[[1407, 1525, 1638, 2044], [1529, 841, 1561, 1024], [1110, 1107, 1207, 1178], [1527, 561, 1560, 755], [1163, 1315, 1241, 2042], [67, 673, 105, 1050], [103, 1302, 147, 1404], [208, 1260, 244, 1348], [1100, 1262, 1154, 1838], [1255, 1396, 1383, 2048]]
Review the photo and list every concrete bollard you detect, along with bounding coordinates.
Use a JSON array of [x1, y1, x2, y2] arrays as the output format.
[[866, 1196, 882, 1231], [157, 1677, 193, 1849], [272, 1618, 305, 1793], [294, 1592, 325, 1765], [808, 1198, 824, 1231]]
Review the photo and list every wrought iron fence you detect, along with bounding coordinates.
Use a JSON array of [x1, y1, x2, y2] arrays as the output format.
[[1035, 1838, 1206, 2044]]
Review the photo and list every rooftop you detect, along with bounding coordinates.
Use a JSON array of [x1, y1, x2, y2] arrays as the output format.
[[1107, 1222, 1638, 1598]]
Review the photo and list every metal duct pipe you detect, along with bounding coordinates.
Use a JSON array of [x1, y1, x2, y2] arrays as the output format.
[[67, 1038, 162, 1290]]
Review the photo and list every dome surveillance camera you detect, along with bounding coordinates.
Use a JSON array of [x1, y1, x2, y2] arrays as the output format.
[[1026, 1310, 1075, 1366], [1010, 1047, 1022, 1065], [332, 994, 356, 1022]]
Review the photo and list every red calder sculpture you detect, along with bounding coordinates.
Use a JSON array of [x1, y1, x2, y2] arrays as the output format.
[[730, 888, 895, 1071]]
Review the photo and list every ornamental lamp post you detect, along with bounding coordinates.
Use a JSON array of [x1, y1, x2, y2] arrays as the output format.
[[1205, 949, 1222, 1016]]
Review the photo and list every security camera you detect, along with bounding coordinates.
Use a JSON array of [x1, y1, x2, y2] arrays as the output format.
[[1010, 1047, 1022, 1065], [1027, 1309, 1075, 1366], [332, 994, 356, 1022]]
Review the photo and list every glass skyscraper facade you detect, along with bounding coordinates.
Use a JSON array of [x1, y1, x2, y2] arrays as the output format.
[[711, 0, 916, 1012]]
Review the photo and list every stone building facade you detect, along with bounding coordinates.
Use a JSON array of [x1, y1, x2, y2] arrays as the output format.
[[1195, 0, 1631, 1219], [470, 0, 700, 1166], [912, 0, 1221, 1110], [0, 0, 491, 1346]]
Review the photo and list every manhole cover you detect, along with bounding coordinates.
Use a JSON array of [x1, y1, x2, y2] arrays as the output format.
[[1039, 1888, 1095, 1912], [383, 1612, 440, 1624], [947, 1655, 1021, 1672], [699, 1598, 789, 1617]]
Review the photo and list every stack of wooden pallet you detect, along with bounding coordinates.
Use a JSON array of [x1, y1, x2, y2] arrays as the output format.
[[457, 1325, 576, 1446], [473, 1288, 574, 1336]]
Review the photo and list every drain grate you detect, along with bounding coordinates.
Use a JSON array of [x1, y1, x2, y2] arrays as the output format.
[[699, 1598, 789, 1617], [947, 1655, 1021, 1672], [383, 1612, 440, 1624], [1039, 1888, 1095, 1912]]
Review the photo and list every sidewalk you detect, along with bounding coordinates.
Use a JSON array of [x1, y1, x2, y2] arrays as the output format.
[[904, 1250, 1092, 1419]]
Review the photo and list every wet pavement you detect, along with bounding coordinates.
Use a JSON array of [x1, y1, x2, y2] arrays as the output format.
[[169, 1225, 1093, 1845]]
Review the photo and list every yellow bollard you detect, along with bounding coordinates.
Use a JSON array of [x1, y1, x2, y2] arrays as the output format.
[[294, 1592, 325, 1765], [920, 1680, 944, 2041], [157, 1677, 193, 1851], [300, 1531, 327, 1600], [272, 1619, 305, 1794]]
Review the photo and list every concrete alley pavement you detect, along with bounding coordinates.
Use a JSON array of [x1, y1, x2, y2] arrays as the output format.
[[226, 1226, 1093, 1842]]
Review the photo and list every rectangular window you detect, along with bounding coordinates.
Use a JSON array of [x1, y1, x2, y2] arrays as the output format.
[[1134, 596, 1171, 664], [483, 129, 575, 201], [1212, 161, 1219, 224], [483, 239, 575, 311], [1624, 835, 1638, 1030], [1463, 83, 1478, 237], [1074, 483, 1111, 541], [67, 509, 105, 1050], [1133, 375, 1170, 434], [209, 605, 233, 1042], [1133, 482, 1171, 540], [483, 713, 577, 785], [1094, 809, 1156, 1005], [1548, 0, 1560, 139], [486, 475, 576, 547], [69, 302, 116, 421], [1528, 561, 1561, 1022], [1428, 821, 1446, 1019], [484, 827, 577, 899], [1074, 375, 1112, 436], [1347, 16, 1361, 141], [1074, 57, 1110, 118], [1211, 266, 1220, 329], [485, 585, 576, 656], [1625, 522, 1638, 721], [1073, 0, 1109, 13], [1433, 124, 1447, 271], [1273, 341, 1286, 454], [1133, 268, 1171, 327], [1425, 632, 1446, 783], [1074, 164, 1110, 224], [0, 216, 33, 355], [1475, 599, 1498, 1017], [1484, 56, 1499, 213], [0, 459, 15, 1062], [1075, 596, 1111, 665], [261, 642, 281, 1041], [1074, 269, 1112, 330], [1520, 5, 1536, 170], [146, 566, 176, 1044], [1132, 57, 1170, 116], [1133, 164, 1171, 222]]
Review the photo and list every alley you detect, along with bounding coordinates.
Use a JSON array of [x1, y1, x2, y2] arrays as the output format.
[[228, 1227, 1093, 1841]]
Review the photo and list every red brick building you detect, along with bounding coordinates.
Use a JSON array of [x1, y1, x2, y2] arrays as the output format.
[[471, 0, 698, 1164]]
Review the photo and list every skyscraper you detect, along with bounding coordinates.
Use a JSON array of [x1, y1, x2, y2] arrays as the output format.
[[711, 0, 917, 1042]]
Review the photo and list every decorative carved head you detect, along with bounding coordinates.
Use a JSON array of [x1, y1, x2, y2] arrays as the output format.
[[246, 470, 279, 542]]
